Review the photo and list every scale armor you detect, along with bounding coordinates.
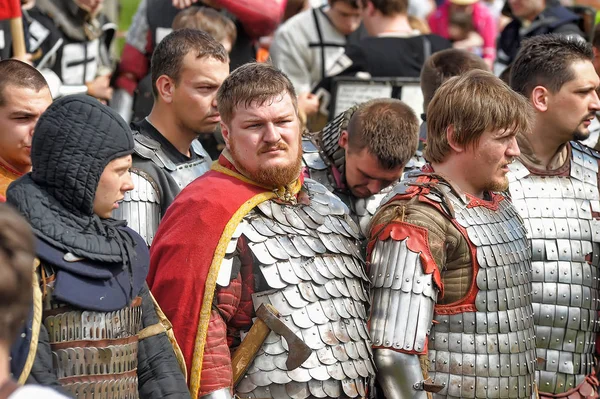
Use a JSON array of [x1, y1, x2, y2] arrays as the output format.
[[507, 141, 600, 396], [114, 133, 211, 245], [221, 178, 376, 398], [370, 172, 537, 398]]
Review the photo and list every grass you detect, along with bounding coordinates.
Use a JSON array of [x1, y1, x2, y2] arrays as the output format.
[[115, 0, 143, 58]]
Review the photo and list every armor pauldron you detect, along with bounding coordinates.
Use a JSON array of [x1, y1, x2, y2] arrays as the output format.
[[369, 238, 437, 353], [113, 168, 160, 245]]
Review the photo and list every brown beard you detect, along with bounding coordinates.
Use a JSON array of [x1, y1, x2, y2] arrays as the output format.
[[484, 175, 509, 193], [230, 136, 303, 188]]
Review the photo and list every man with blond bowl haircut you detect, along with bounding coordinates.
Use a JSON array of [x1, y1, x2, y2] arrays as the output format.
[[368, 70, 537, 398]]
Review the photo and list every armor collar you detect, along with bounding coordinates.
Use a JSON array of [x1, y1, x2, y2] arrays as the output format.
[[36, 0, 103, 41], [315, 105, 360, 191]]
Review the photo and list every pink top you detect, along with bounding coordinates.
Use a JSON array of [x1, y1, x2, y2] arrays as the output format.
[[427, 1, 497, 61]]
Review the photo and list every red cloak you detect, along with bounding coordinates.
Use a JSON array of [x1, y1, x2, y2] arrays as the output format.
[[148, 156, 301, 397]]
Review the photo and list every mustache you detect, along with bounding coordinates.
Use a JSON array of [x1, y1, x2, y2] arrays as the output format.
[[259, 142, 288, 154], [582, 113, 596, 122]]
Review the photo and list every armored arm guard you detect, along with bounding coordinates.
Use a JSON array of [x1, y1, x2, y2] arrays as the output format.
[[113, 168, 161, 246], [369, 230, 439, 399]]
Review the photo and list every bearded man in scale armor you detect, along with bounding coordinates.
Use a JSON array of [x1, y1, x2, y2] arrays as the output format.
[[147, 63, 397, 398], [508, 34, 600, 398], [367, 69, 538, 398]]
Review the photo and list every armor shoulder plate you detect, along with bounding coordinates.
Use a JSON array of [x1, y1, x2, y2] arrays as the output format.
[[353, 186, 392, 236], [301, 135, 328, 171], [113, 168, 161, 246], [216, 218, 246, 288], [191, 140, 212, 161], [369, 237, 438, 352], [132, 132, 177, 171]]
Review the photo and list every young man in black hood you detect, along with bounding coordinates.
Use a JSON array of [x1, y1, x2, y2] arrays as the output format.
[[6, 95, 190, 399]]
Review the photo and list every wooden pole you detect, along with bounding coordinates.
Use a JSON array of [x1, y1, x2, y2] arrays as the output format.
[[9, 15, 26, 58]]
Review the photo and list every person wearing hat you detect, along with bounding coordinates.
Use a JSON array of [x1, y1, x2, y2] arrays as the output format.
[[428, 0, 497, 68], [6, 95, 190, 399]]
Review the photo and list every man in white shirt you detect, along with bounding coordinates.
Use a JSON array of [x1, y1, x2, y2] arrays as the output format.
[[270, 0, 364, 101]]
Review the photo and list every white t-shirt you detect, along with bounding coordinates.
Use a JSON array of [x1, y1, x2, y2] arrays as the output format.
[[9, 386, 69, 399]]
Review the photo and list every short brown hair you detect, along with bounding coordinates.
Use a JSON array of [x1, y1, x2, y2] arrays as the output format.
[[0, 60, 49, 107], [510, 34, 593, 97], [425, 70, 533, 163], [217, 63, 298, 125], [0, 203, 35, 344], [172, 6, 237, 46], [359, 0, 407, 15], [151, 28, 229, 97], [420, 49, 488, 110], [346, 99, 419, 169]]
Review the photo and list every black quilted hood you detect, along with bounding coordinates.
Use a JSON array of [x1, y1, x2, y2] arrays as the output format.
[[7, 95, 135, 262]]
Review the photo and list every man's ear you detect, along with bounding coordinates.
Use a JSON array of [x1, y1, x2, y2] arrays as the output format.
[[446, 125, 465, 154], [221, 122, 231, 150], [531, 86, 549, 113], [338, 130, 349, 150], [155, 75, 175, 104]]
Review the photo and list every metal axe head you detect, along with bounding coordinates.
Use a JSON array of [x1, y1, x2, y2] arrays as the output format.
[[256, 303, 312, 370]]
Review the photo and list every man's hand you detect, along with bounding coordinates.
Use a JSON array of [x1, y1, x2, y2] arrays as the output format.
[[297, 92, 320, 117], [86, 75, 113, 102]]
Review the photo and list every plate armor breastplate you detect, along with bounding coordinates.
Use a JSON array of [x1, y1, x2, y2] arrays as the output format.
[[507, 142, 600, 394], [40, 263, 142, 398], [427, 183, 537, 398], [230, 179, 376, 398]]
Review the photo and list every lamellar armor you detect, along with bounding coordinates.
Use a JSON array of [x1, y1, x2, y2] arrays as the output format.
[[368, 169, 537, 399], [507, 141, 600, 397], [302, 108, 425, 238], [215, 179, 375, 398], [38, 257, 142, 398], [114, 132, 212, 245]]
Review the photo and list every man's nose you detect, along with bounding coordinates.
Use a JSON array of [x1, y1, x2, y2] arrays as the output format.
[[263, 122, 281, 143], [590, 89, 600, 112], [366, 180, 382, 196], [506, 136, 521, 158]]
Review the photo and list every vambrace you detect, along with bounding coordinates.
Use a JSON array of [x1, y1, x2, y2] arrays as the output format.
[[374, 349, 428, 399], [113, 168, 161, 245], [369, 237, 438, 353]]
